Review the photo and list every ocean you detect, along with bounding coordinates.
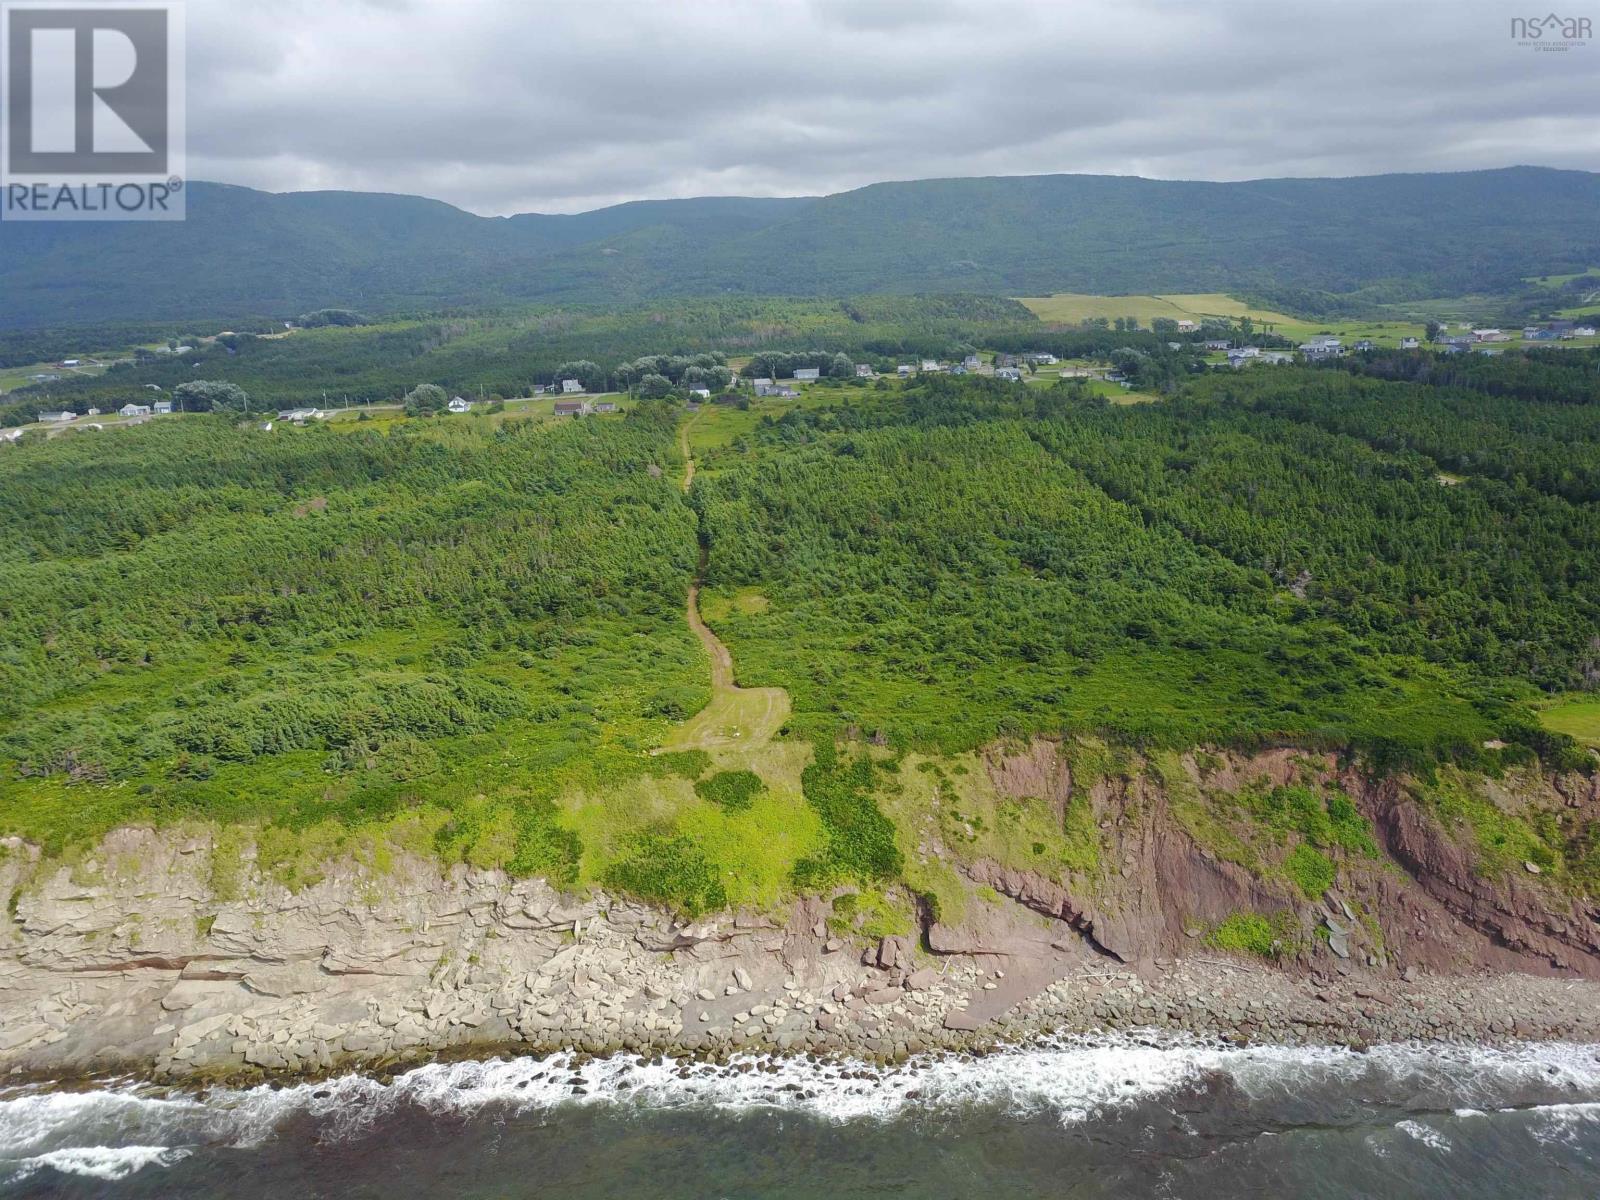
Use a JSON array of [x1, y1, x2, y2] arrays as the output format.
[[3, 1034, 1599, 1198]]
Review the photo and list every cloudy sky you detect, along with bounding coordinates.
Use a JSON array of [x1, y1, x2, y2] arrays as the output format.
[[187, 0, 1600, 215]]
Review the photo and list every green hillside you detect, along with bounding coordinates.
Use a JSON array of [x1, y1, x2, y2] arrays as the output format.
[[3, 167, 1598, 328]]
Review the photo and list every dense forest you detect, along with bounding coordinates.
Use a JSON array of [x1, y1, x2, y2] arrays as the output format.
[[692, 376, 1591, 768], [3, 355, 1598, 912], [0, 406, 707, 884]]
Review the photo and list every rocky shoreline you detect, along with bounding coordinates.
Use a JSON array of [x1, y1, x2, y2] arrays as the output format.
[[4, 828, 1600, 1088]]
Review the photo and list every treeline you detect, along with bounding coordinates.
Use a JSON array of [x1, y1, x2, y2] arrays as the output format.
[[1325, 346, 1600, 407]]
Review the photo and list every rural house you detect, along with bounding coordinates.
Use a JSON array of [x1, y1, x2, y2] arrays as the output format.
[[793, 368, 820, 381], [119, 403, 151, 417], [153, 400, 172, 414], [855, 363, 873, 378], [447, 397, 470, 413], [1400, 336, 1419, 349], [562, 378, 584, 393], [1299, 336, 1344, 359], [37, 410, 76, 423], [594, 401, 617, 413], [756, 383, 799, 399], [553, 399, 590, 416]]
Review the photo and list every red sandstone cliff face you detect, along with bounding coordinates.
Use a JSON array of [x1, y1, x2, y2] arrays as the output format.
[[926, 743, 1600, 981]]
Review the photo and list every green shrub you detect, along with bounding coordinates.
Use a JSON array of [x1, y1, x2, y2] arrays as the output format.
[[792, 744, 902, 888], [1284, 843, 1335, 898], [1204, 910, 1297, 959], [604, 832, 727, 917], [694, 769, 765, 811]]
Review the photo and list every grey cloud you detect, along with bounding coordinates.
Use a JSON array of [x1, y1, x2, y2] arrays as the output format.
[[184, 0, 1600, 214]]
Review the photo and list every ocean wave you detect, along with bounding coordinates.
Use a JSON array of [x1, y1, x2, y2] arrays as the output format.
[[1524, 1100, 1600, 1148], [1396, 1119, 1453, 1152], [2, 1035, 1598, 1168], [5, 1145, 191, 1184]]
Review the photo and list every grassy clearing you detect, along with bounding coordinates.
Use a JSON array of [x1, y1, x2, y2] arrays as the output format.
[[1015, 293, 1298, 326], [1013, 292, 1427, 348], [1540, 695, 1600, 747]]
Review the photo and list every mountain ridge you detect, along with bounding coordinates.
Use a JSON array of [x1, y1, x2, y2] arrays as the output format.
[[1, 166, 1596, 328]]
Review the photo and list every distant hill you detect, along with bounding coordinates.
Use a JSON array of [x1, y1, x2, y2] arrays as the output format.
[[2, 167, 1597, 328]]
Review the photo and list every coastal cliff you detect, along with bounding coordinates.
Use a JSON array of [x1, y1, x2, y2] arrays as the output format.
[[3, 747, 1599, 1082]]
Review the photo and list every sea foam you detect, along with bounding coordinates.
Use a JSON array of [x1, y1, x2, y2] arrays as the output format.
[[2, 1035, 1598, 1181]]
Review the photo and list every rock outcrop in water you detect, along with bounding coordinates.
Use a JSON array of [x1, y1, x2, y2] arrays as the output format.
[[2, 748, 1598, 1081]]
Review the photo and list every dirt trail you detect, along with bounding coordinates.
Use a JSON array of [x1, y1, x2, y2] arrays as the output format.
[[678, 416, 696, 492], [660, 411, 789, 752]]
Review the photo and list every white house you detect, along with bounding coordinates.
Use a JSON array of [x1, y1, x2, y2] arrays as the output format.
[[1176, 319, 1199, 333], [793, 368, 820, 381], [447, 397, 471, 413], [1, 428, 23, 443], [689, 387, 711, 399], [919, 359, 941, 373], [1400, 336, 1420, 349], [561, 378, 583, 394], [752, 377, 774, 388], [553, 399, 590, 416], [994, 367, 1023, 381], [278, 407, 321, 423], [963, 355, 981, 369], [1027, 352, 1058, 365], [594, 401, 617, 413], [896, 365, 912, 377], [1574, 326, 1598, 338], [119, 403, 152, 417], [855, 363, 873, 378], [37, 410, 75, 423], [1299, 336, 1344, 359], [60, 359, 80, 368], [153, 400, 172, 415]]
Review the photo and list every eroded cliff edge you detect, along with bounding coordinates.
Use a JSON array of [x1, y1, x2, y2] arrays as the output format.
[[3, 746, 1599, 1081]]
